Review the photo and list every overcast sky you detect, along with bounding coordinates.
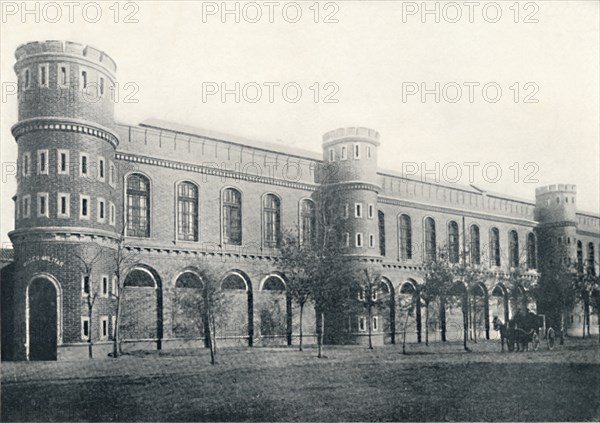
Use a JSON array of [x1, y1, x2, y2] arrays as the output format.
[[1, 1, 599, 245]]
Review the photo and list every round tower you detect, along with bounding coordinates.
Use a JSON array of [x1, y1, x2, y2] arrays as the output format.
[[534, 184, 578, 263], [9, 41, 120, 360], [321, 127, 382, 259]]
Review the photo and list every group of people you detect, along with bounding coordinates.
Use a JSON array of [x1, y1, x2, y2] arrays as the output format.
[[493, 308, 540, 352]]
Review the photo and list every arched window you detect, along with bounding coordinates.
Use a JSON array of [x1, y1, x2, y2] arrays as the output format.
[[424, 217, 436, 262], [126, 174, 150, 237], [378, 210, 385, 257], [588, 243, 596, 275], [577, 240, 583, 268], [470, 225, 480, 265], [177, 182, 198, 241], [300, 199, 316, 246], [223, 188, 242, 245], [527, 233, 537, 269], [263, 194, 281, 247], [399, 214, 412, 260], [448, 221, 459, 263], [509, 230, 519, 268], [490, 227, 501, 267]]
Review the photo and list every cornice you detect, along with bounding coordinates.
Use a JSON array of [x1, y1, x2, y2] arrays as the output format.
[[11, 117, 119, 148]]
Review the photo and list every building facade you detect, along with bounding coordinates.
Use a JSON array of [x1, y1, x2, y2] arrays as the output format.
[[2, 41, 599, 360]]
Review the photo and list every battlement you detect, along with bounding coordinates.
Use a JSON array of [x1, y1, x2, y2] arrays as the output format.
[[535, 184, 577, 196], [15, 40, 117, 74], [323, 127, 380, 147]]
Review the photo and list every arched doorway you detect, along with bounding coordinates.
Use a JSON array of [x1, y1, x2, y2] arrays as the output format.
[[122, 266, 163, 350], [172, 271, 205, 340], [470, 284, 489, 341], [398, 280, 419, 344], [27, 276, 61, 361], [380, 278, 396, 344], [221, 271, 253, 346], [491, 284, 509, 325], [258, 275, 291, 346]]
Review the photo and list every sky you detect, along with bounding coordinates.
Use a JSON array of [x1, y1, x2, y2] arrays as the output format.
[[1, 0, 599, 246]]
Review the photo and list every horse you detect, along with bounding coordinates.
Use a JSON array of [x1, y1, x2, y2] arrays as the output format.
[[493, 316, 511, 352]]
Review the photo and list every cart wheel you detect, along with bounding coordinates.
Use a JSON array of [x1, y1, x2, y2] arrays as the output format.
[[532, 332, 540, 351], [547, 327, 555, 350]]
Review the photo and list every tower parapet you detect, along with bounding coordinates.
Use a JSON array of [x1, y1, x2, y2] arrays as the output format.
[[535, 184, 577, 224]]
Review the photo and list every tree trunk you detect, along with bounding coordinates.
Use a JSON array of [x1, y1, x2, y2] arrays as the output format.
[[88, 308, 93, 359], [415, 295, 422, 343], [440, 298, 447, 342], [113, 286, 124, 358], [367, 305, 373, 350], [463, 293, 469, 351], [207, 313, 215, 365], [402, 306, 410, 354], [316, 309, 323, 358], [299, 303, 304, 352], [582, 301, 586, 339], [425, 303, 429, 346], [560, 311, 565, 345]]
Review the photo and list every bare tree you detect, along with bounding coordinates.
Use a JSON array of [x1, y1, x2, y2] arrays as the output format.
[[358, 267, 382, 350], [73, 245, 103, 359]]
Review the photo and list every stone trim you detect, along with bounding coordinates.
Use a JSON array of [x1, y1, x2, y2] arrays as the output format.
[[12, 117, 119, 148]]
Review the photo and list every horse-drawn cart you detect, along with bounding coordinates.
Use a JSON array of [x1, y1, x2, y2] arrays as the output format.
[[493, 312, 556, 352]]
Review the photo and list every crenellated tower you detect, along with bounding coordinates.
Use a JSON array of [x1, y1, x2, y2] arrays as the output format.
[[9, 41, 121, 360]]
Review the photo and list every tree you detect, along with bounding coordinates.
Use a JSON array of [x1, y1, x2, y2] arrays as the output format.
[[571, 261, 598, 340], [278, 231, 314, 351], [111, 223, 142, 358], [422, 247, 454, 344], [73, 245, 103, 359], [357, 267, 383, 350], [397, 288, 415, 354]]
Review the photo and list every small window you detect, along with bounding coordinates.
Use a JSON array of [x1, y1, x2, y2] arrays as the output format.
[[39, 64, 48, 87], [81, 70, 88, 89], [369, 234, 375, 248], [100, 316, 109, 340], [556, 197, 560, 204], [354, 144, 361, 159], [367, 146, 372, 158], [98, 157, 105, 181], [59, 64, 69, 86], [372, 290, 377, 301], [37, 193, 49, 217], [37, 150, 48, 175], [358, 289, 364, 300], [99, 77, 105, 96], [82, 275, 90, 296], [97, 198, 105, 222], [109, 202, 116, 226], [356, 233, 363, 247], [341, 146, 347, 160], [80, 195, 90, 219], [112, 276, 118, 297], [22, 152, 31, 176], [22, 195, 31, 218], [368, 204, 374, 219], [109, 162, 116, 187], [343, 232, 350, 247], [57, 193, 70, 218], [355, 203, 363, 218], [359, 316, 366, 332], [565, 197, 569, 203], [344, 204, 349, 219], [80, 153, 88, 177], [328, 148, 334, 162], [23, 68, 31, 89], [57, 150, 69, 175], [111, 316, 117, 338], [101, 276, 109, 298], [372, 316, 379, 331], [81, 317, 90, 340]]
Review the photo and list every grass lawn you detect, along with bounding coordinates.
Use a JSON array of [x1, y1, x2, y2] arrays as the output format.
[[1, 338, 599, 421]]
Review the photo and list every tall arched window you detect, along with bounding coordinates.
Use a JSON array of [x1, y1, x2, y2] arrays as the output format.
[[490, 227, 501, 267], [424, 217, 436, 262], [470, 225, 480, 265], [509, 230, 519, 268], [448, 221, 459, 263], [588, 243, 596, 275], [527, 232, 537, 269], [223, 188, 242, 245], [577, 240, 583, 268], [263, 194, 281, 247], [177, 182, 198, 241], [300, 199, 316, 246], [378, 210, 386, 257], [126, 174, 150, 237], [399, 214, 412, 260]]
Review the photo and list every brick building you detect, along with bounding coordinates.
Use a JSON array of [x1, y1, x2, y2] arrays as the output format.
[[2, 40, 599, 360]]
